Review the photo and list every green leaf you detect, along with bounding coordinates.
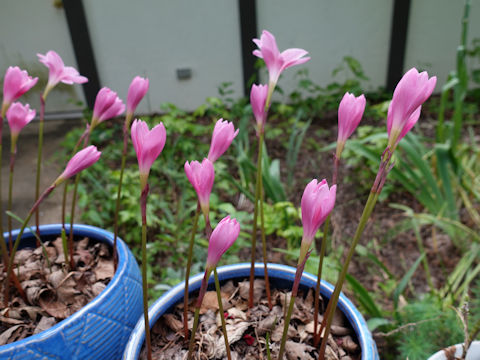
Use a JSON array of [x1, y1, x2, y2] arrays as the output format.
[[345, 274, 382, 318], [393, 253, 425, 311], [367, 317, 390, 332]]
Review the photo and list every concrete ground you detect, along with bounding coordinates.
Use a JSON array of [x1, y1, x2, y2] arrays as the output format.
[[1, 119, 82, 231]]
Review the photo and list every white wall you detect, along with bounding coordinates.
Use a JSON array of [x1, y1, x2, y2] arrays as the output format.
[[256, 0, 394, 97], [1, 1, 479, 115], [82, 0, 244, 113], [0, 1, 85, 113], [405, 0, 480, 89]]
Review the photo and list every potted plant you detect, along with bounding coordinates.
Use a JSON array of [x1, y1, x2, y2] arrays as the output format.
[[0, 224, 143, 359], [0, 54, 148, 359], [122, 262, 379, 359]]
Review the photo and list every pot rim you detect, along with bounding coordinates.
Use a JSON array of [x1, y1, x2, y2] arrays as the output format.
[[0, 223, 129, 351], [123, 262, 379, 359], [427, 341, 480, 360]]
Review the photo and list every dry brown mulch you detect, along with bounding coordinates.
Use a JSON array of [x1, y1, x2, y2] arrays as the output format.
[[144, 279, 360, 360], [0, 237, 114, 345]]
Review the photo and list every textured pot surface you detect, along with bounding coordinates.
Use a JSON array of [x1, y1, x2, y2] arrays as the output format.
[[427, 341, 480, 360], [123, 262, 379, 359], [0, 224, 143, 360]]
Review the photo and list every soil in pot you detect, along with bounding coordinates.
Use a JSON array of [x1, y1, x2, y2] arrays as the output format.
[[0, 235, 114, 345], [142, 279, 360, 360]]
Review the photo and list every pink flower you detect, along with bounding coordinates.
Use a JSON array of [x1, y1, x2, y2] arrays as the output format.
[[2, 66, 38, 108], [253, 30, 310, 88], [131, 119, 166, 189], [6, 102, 36, 138], [206, 216, 240, 268], [250, 84, 269, 133], [37, 51, 87, 95], [336, 92, 366, 157], [91, 87, 125, 127], [56, 145, 101, 184], [127, 76, 149, 117], [301, 179, 336, 244], [184, 158, 215, 217], [387, 68, 436, 148], [207, 118, 239, 162]]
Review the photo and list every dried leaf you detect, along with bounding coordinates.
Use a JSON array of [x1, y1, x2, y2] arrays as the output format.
[[285, 340, 315, 360], [34, 317, 56, 334], [199, 291, 219, 314], [94, 258, 114, 281]]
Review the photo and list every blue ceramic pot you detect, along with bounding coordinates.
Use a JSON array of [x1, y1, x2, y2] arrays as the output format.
[[0, 224, 143, 360], [123, 262, 379, 359]]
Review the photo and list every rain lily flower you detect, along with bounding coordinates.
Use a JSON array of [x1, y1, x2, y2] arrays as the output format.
[[300, 179, 336, 262], [127, 76, 149, 119], [2, 66, 38, 112], [253, 30, 310, 101], [336, 92, 366, 158], [184, 158, 215, 219], [91, 87, 125, 128], [206, 216, 240, 269], [37, 50, 87, 98], [207, 118, 239, 162], [387, 68, 436, 149], [6, 102, 36, 144], [131, 119, 166, 190], [55, 145, 101, 185], [250, 84, 269, 134]]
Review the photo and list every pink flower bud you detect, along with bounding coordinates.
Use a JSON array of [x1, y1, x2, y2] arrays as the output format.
[[92, 87, 125, 127], [127, 76, 149, 116], [131, 119, 166, 189], [206, 216, 240, 268], [253, 30, 310, 88], [56, 145, 101, 184], [6, 102, 36, 137], [387, 68, 436, 148], [207, 118, 239, 162], [184, 158, 215, 217], [337, 92, 366, 157], [301, 179, 336, 245], [37, 51, 87, 94], [2, 66, 38, 107], [250, 84, 269, 133]]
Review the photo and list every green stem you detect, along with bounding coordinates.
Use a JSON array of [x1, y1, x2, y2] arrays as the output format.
[[259, 185, 272, 309], [8, 145, 16, 250], [277, 294, 295, 360], [5, 184, 56, 306], [188, 269, 211, 359], [184, 204, 201, 340], [249, 132, 264, 308], [113, 117, 132, 268], [67, 173, 81, 270], [313, 214, 330, 345], [412, 219, 434, 290], [318, 190, 379, 357], [187, 307, 201, 360], [34, 95, 46, 237], [214, 268, 231, 360], [140, 185, 152, 360]]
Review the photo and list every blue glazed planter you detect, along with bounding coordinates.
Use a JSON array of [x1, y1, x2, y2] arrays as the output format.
[[0, 224, 143, 360], [123, 262, 379, 359]]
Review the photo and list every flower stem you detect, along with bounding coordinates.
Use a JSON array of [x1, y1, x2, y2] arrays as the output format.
[[278, 251, 311, 359], [260, 186, 272, 309], [67, 173, 81, 270], [249, 132, 264, 308], [8, 144, 16, 251], [313, 213, 330, 346], [5, 184, 56, 306], [318, 189, 380, 357], [113, 117, 131, 268], [314, 154, 339, 345], [188, 268, 211, 359], [140, 185, 152, 360], [34, 95, 46, 239], [214, 267, 231, 360], [184, 203, 201, 340]]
